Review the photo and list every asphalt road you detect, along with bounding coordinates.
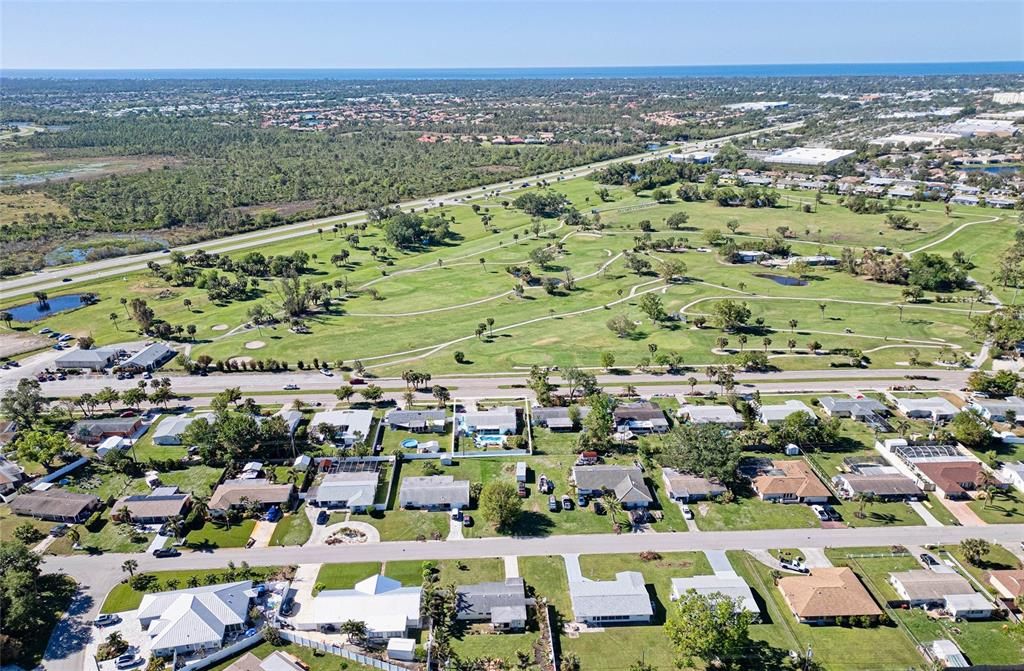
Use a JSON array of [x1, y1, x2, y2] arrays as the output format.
[[2, 123, 800, 299]]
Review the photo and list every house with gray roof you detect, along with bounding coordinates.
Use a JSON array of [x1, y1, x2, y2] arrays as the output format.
[[55, 347, 118, 371], [138, 580, 255, 658], [152, 413, 214, 445], [398, 475, 470, 510], [832, 464, 922, 500], [458, 406, 518, 436], [530, 405, 590, 431], [969, 396, 1024, 424], [661, 468, 727, 502], [613, 402, 669, 436], [385, 409, 449, 433], [456, 578, 530, 631], [670, 574, 760, 618], [120, 342, 176, 372], [309, 471, 380, 512], [818, 397, 888, 420], [572, 465, 653, 509], [758, 400, 816, 425], [114, 486, 191, 524], [10, 488, 100, 522], [895, 397, 959, 422], [677, 404, 743, 428], [569, 571, 653, 625]]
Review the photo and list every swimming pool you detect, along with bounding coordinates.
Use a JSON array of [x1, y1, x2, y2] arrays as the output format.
[[401, 438, 419, 449], [475, 434, 505, 447]]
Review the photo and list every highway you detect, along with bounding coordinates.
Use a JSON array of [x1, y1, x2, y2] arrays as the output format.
[[1, 122, 801, 300]]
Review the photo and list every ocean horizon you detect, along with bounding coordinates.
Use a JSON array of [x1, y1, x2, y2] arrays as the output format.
[[3, 61, 1023, 80]]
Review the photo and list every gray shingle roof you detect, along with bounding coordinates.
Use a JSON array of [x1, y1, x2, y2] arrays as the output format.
[[456, 578, 528, 623], [572, 466, 653, 505], [570, 571, 653, 621], [11, 488, 99, 518]]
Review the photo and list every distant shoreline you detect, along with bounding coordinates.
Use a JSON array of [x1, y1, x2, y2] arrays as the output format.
[[3, 61, 1023, 80]]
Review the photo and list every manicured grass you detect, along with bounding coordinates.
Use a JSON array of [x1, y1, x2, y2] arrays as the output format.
[[940, 543, 1022, 587], [101, 566, 282, 613], [154, 465, 224, 498], [0, 504, 56, 542], [968, 488, 1024, 524], [315, 562, 381, 591], [830, 500, 925, 527], [560, 625, 680, 671], [381, 559, 428, 587], [922, 493, 961, 526], [350, 509, 450, 541], [729, 551, 924, 671], [128, 415, 189, 462], [207, 642, 380, 671], [693, 496, 821, 531], [436, 558, 506, 585], [451, 631, 541, 665], [185, 518, 255, 549], [49, 512, 153, 555], [269, 505, 312, 546], [519, 555, 571, 617]]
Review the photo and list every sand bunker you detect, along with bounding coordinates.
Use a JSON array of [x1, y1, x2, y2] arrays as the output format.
[[244, 340, 266, 350], [211, 324, 229, 331]]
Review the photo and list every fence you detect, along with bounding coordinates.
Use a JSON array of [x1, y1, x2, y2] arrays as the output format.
[[279, 630, 412, 671], [181, 632, 264, 671]]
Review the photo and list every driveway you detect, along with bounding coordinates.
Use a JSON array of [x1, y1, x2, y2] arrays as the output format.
[[87, 610, 151, 671], [940, 499, 987, 526], [799, 548, 833, 568], [286, 563, 321, 630], [563, 554, 583, 583], [704, 550, 733, 574], [249, 521, 277, 548], [909, 500, 943, 527], [447, 517, 464, 541]]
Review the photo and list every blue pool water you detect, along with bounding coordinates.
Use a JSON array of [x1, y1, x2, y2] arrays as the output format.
[[5, 294, 89, 322], [475, 434, 505, 446], [401, 439, 419, 449]]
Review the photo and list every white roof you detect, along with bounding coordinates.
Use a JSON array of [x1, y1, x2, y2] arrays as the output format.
[[310, 409, 374, 441], [759, 400, 816, 423], [301, 575, 421, 635], [764, 147, 855, 166], [314, 471, 379, 506], [386, 638, 416, 654], [671, 574, 759, 615], [945, 593, 995, 612], [896, 397, 959, 415], [138, 581, 253, 651], [569, 571, 653, 620], [459, 406, 517, 430], [679, 404, 742, 424], [153, 413, 214, 439], [274, 410, 303, 434]]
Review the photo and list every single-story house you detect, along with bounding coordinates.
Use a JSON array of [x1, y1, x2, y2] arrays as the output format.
[[208, 479, 295, 515], [120, 342, 176, 372], [734, 250, 769, 263], [895, 397, 959, 422], [55, 347, 117, 371], [818, 397, 888, 420], [997, 461, 1024, 493], [613, 402, 669, 435], [10, 488, 100, 522], [114, 486, 191, 524], [677, 404, 744, 429], [778, 568, 882, 624], [384, 409, 449, 433], [308, 471, 380, 512], [750, 460, 830, 504], [530, 405, 589, 431], [398, 475, 470, 510], [970, 396, 1024, 423], [988, 569, 1024, 602], [670, 574, 760, 618], [0, 457, 26, 496], [915, 461, 983, 499], [138, 581, 255, 658], [224, 651, 307, 671], [572, 465, 654, 509], [97, 435, 131, 458], [458, 406, 518, 436], [309, 409, 375, 447], [661, 468, 727, 502], [297, 574, 422, 640], [758, 400, 816, 425], [456, 578, 530, 631], [889, 570, 976, 608], [151, 413, 214, 445], [569, 571, 653, 625], [832, 465, 922, 500], [945, 593, 996, 620], [70, 417, 143, 445], [273, 409, 303, 436]]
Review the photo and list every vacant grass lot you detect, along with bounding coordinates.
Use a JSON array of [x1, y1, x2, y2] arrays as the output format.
[[185, 518, 255, 549], [269, 505, 312, 546], [693, 495, 821, 531]]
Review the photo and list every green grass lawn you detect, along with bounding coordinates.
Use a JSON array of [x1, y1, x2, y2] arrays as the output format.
[[350, 509, 450, 541], [968, 488, 1024, 524], [923, 493, 962, 526], [830, 500, 925, 527], [728, 551, 924, 671], [0, 504, 56, 542], [940, 543, 1022, 587], [519, 555, 571, 617], [693, 495, 821, 531], [49, 512, 153, 555], [314, 562, 382, 591], [5, 175, 997, 379], [269, 505, 312, 546], [129, 415, 189, 462], [185, 518, 255, 549], [207, 642, 381, 671], [451, 631, 541, 666]]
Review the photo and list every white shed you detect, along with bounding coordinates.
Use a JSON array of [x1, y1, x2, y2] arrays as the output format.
[[386, 637, 416, 661], [515, 462, 528, 482]]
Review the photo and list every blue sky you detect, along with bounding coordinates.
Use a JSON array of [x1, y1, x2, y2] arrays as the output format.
[[3, 0, 1023, 70]]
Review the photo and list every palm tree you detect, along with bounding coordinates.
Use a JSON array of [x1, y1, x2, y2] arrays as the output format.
[[855, 492, 875, 518], [818, 303, 827, 320], [687, 377, 698, 394], [602, 493, 623, 530], [340, 619, 368, 645], [486, 317, 495, 337], [763, 337, 772, 352], [66, 527, 81, 548], [0, 311, 12, 329], [121, 559, 139, 579], [109, 313, 119, 330], [789, 319, 798, 333], [33, 291, 49, 308], [191, 495, 209, 522], [402, 390, 415, 409], [183, 298, 192, 312], [120, 296, 128, 316]]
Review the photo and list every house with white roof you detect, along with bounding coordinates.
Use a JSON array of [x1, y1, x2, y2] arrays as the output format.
[[997, 461, 1024, 493], [569, 571, 653, 625], [969, 396, 1024, 424], [137, 581, 256, 658], [55, 347, 118, 371], [309, 471, 380, 512], [758, 400, 816, 425], [152, 413, 215, 445], [457, 406, 518, 436], [309, 409, 375, 447], [399, 475, 470, 510], [670, 574, 760, 618], [677, 404, 744, 429], [894, 397, 959, 422], [297, 574, 422, 640]]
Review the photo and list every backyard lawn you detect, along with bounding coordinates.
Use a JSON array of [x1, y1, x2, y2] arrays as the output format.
[[185, 518, 255, 549], [207, 642, 380, 671], [269, 505, 312, 546]]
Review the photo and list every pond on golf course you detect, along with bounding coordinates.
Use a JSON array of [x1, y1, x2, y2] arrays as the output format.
[[3, 294, 89, 322], [754, 273, 807, 287]]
